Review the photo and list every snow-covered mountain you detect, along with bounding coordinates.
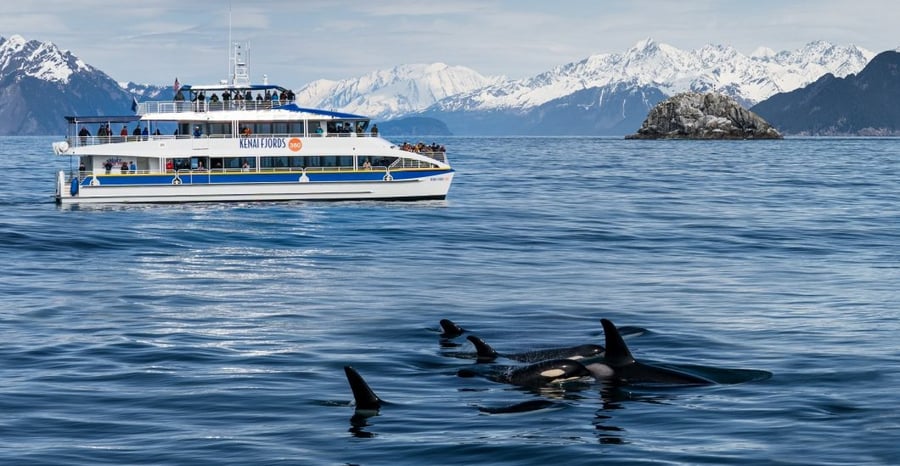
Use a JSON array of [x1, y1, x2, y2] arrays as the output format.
[[0, 33, 885, 136], [293, 63, 503, 120], [0, 34, 92, 83], [432, 38, 874, 114], [0, 34, 133, 135]]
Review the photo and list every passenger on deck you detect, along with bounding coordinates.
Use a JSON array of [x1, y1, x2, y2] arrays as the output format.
[[370, 124, 378, 137], [104, 161, 113, 174], [166, 159, 174, 171], [142, 127, 149, 140], [129, 161, 136, 173], [120, 161, 129, 174], [132, 125, 141, 137], [194, 91, 206, 112], [196, 160, 206, 171], [79, 126, 90, 144], [362, 159, 372, 169], [193, 126, 202, 137], [120, 126, 128, 139], [242, 126, 252, 137]]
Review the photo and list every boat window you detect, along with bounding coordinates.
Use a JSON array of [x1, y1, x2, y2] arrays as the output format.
[[209, 123, 230, 136], [224, 157, 254, 170], [371, 157, 396, 168], [260, 156, 290, 169], [289, 156, 306, 168], [190, 157, 209, 170], [171, 157, 192, 170], [256, 123, 272, 135], [309, 121, 326, 136], [273, 122, 289, 135], [289, 122, 305, 136]]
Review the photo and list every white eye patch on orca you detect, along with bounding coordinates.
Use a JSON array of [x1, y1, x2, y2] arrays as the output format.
[[540, 368, 566, 378]]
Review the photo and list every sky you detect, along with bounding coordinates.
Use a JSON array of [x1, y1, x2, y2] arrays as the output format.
[[3, 0, 898, 89]]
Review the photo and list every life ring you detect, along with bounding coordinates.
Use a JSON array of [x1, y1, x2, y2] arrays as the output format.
[[172, 177, 182, 185], [89, 177, 100, 186], [383, 173, 394, 182]]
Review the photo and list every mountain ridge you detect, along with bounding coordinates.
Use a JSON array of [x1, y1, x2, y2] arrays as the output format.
[[0, 33, 892, 136], [0, 34, 134, 135], [751, 50, 900, 135]]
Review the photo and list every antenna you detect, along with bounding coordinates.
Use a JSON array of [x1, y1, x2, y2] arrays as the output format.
[[227, 4, 231, 83], [227, 4, 250, 86]]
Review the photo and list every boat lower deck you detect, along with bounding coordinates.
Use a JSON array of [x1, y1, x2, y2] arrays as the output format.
[[56, 168, 454, 204]]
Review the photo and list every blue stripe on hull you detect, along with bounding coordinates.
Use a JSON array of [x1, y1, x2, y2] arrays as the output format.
[[82, 169, 452, 186]]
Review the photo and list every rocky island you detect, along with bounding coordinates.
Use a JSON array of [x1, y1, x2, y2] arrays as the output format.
[[626, 92, 782, 139]]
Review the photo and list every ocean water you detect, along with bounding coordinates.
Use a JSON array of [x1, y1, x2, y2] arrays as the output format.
[[1, 135, 899, 465]]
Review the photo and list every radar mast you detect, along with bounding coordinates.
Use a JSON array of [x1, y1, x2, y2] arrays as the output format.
[[230, 41, 250, 87]]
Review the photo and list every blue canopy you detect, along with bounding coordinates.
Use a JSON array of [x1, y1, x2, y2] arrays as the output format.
[[277, 103, 368, 120]]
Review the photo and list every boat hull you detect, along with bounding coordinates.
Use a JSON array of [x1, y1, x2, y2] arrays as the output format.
[[56, 170, 454, 204]]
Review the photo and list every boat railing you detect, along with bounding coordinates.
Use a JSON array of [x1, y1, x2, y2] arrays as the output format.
[[139, 99, 296, 114], [69, 131, 383, 148]]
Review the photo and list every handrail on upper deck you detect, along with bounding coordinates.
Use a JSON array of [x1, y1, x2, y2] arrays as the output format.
[[139, 99, 295, 114]]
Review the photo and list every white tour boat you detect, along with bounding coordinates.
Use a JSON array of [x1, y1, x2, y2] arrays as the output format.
[[52, 43, 453, 204]]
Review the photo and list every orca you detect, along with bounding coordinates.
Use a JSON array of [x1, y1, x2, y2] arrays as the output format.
[[580, 319, 715, 386], [459, 358, 592, 388], [466, 335, 604, 363], [343, 366, 383, 413], [439, 319, 466, 338], [478, 399, 562, 414]]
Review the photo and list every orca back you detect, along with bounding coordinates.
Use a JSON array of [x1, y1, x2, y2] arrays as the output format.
[[600, 319, 714, 386]]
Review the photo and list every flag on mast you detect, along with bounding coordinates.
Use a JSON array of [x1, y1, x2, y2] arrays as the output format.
[[174, 77, 181, 93]]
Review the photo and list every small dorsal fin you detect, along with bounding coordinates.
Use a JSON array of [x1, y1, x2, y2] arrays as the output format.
[[344, 366, 382, 411], [439, 319, 465, 338], [466, 335, 499, 362], [601, 319, 635, 367]]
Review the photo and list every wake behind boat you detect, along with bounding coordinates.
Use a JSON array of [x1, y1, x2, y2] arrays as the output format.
[[52, 42, 453, 204]]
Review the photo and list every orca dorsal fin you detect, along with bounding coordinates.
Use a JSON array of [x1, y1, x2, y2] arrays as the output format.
[[601, 319, 636, 367], [439, 319, 466, 338], [344, 366, 382, 411], [466, 335, 499, 362]]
